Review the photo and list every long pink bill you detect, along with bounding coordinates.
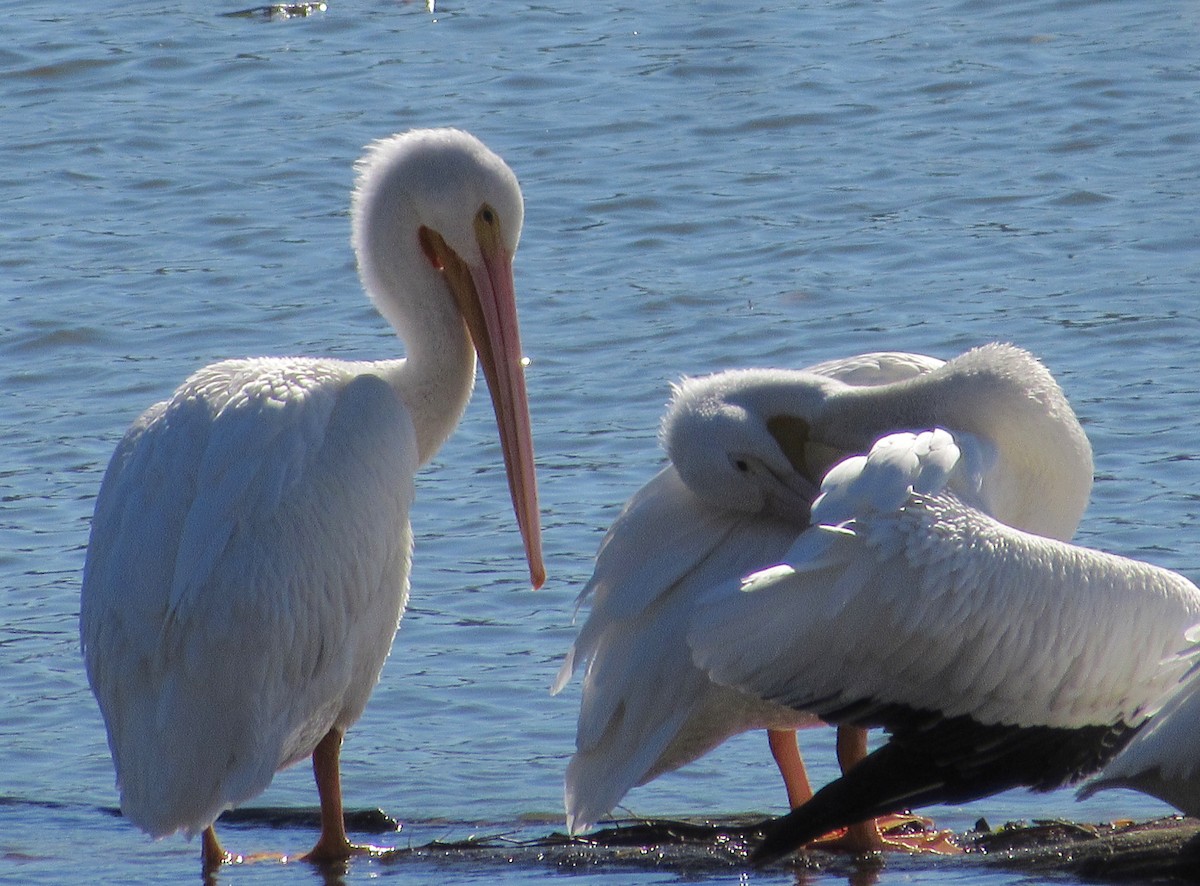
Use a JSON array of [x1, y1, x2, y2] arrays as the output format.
[[466, 242, 546, 589]]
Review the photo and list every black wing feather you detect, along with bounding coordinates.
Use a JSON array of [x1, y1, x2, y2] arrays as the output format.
[[753, 702, 1137, 864]]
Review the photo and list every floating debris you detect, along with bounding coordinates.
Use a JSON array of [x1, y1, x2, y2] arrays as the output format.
[[218, 805, 399, 834], [222, 2, 328, 19], [100, 804, 400, 834]]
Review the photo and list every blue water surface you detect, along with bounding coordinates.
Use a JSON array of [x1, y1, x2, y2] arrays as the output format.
[[2, 1, 1199, 883]]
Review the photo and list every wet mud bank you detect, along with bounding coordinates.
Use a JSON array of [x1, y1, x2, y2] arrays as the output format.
[[270, 811, 1200, 881]]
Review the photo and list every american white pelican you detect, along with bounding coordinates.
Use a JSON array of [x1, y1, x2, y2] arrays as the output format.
[[686, 429, 1200, 863], [1080, 628, 1200, 816], [79, 128, 544, 871], [553, 344, 1093, 846]]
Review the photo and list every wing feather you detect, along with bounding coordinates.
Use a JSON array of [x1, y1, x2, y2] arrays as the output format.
[[554, 467, 811, 831], [553, 467, 747, 694], [167, 365, 341, 619], [801, 351, 946, 387], [1082, 648, 1200, 816]]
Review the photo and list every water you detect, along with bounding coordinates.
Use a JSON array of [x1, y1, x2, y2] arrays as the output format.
[[2, 0, 1199, 882]]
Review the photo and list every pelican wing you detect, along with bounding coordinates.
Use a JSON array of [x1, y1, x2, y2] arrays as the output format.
[[1082, 635, 1200, 816], [802, 351, 945, 387], [565, 469, 734, 626], [692, 429, 1197, 731], [554, 465, 808, 831], [81, 363, 417, 836], [687, 430, 1200, 858], [553, 468, 718, 696]]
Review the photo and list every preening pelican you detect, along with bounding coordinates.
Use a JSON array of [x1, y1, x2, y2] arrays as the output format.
[[80, 128, 544, 871], [686, 429, 1200, 863], [1080, 628, 1200, 816], [553, 344, 1093, 847]]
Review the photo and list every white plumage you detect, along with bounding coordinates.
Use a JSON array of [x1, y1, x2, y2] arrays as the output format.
[[554, 344, 1093, 836], [687, 429, 1200, 862], [80, 128, 544, 870], [1081, 628, 1200, 817]]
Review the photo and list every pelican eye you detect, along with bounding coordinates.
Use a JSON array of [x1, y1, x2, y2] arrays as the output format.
[[479, 205, 497, 226], [732, 458, 750, 473]]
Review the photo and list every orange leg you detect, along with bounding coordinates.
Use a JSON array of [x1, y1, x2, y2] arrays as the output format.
[[201, 824, 230, 872], [767, 728, 813, 808], [300, 727, 389, 863], [302, 727, 356, 862], [198, 809, 287, 871], [194, 728, 371, 873], [808, 725, 960, 855], [836, 725, 885, 852]]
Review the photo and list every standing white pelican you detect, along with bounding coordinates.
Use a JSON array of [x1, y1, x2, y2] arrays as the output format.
[[1080, 628, 1200, 816], [686, 429, 1200, 863], [80, 128, 544, 871], [553, 344, 1093, 847]]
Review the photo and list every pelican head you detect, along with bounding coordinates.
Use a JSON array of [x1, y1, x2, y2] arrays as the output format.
[[352, 128, 543, 587], [662, 369, 843, 522]]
